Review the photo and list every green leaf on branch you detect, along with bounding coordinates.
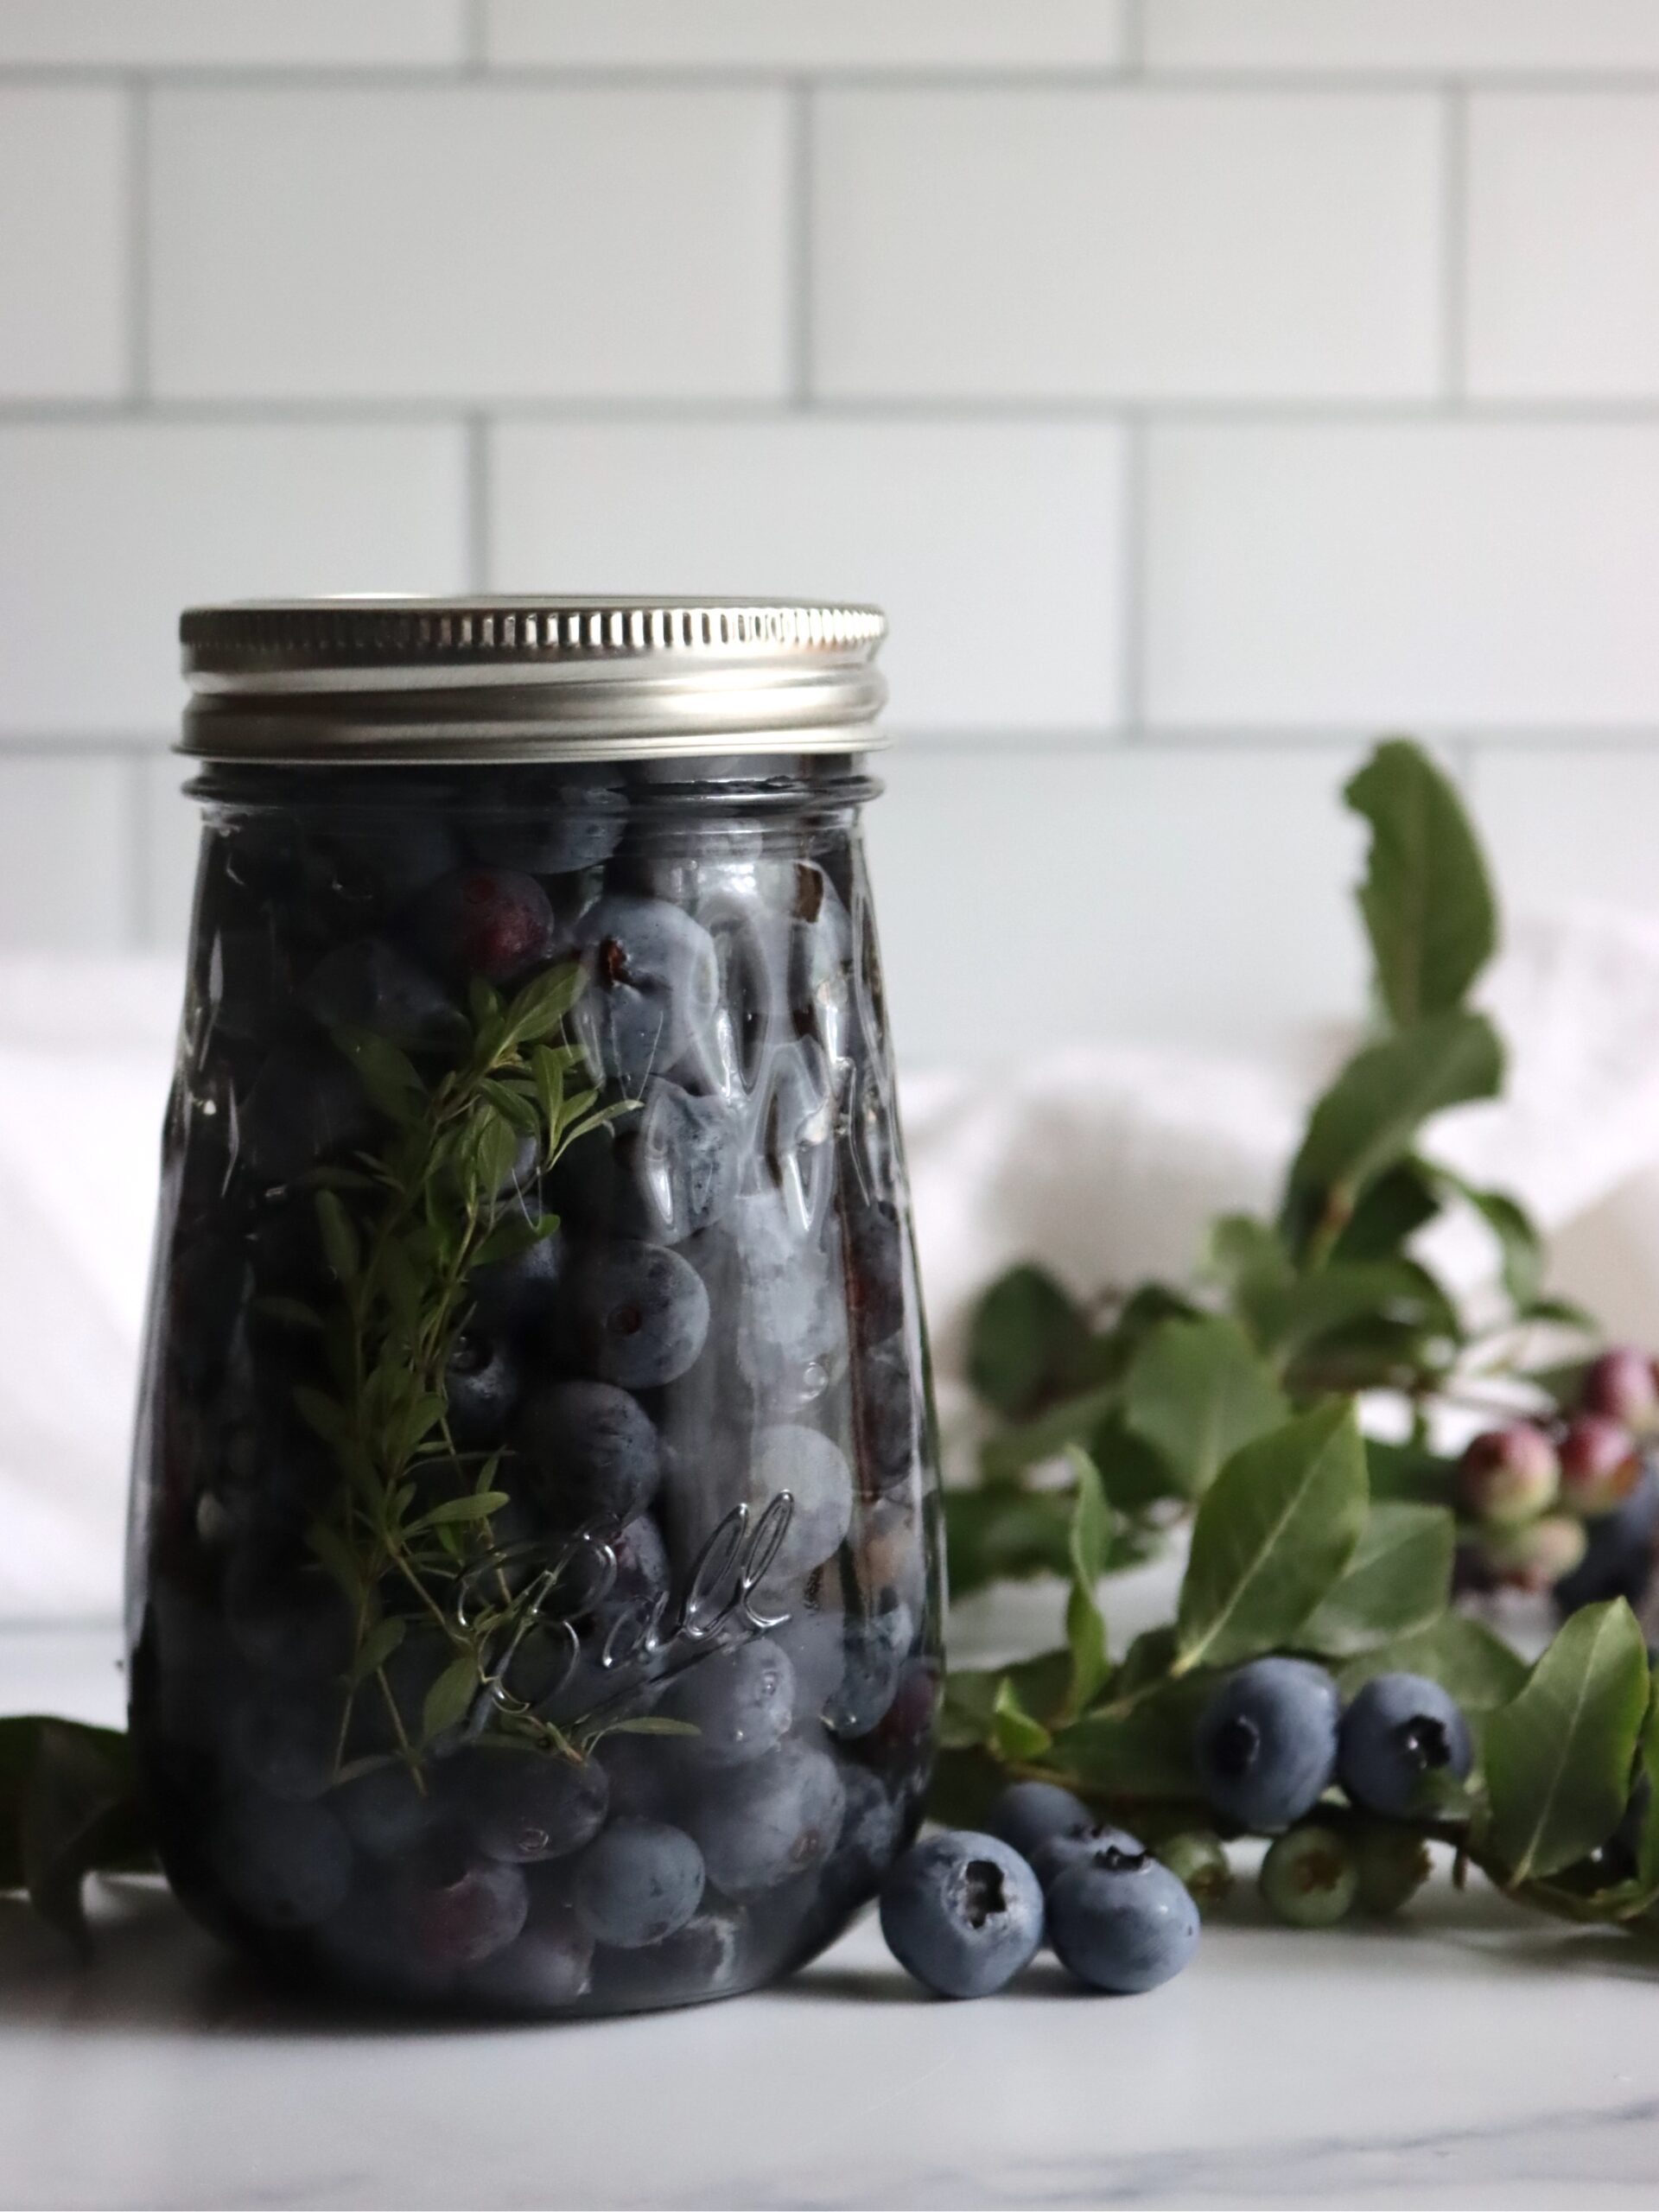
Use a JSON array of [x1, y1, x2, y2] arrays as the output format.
[[967, 1266, 1095, 1421], [1484, 1599, 1650, 1885], [1060, 1450, 1111, 1719], [1338, 1610, 1529, 1712], [980, 1385, 1122, 1483], [6, 1719, 154, 1948], [1121, 1316, 1288, 1497], [421, 1653, 480, 1745], [941, 1485, 1077, 1596], [1206, 1213, 1293, 1298], [1239, 1260, 1460, 1369], [1299, 1502, 1454, 1657], [1049, 1676, 1212, 1804], [1089, 1413, 1185, 1511], [1280, 1011, 1504, 1257], [991, 1676, 1053, 1763], [1329, 1159, 1442, 1264], [1173, 1401, 1367, 1676], [1344, 738, 1498, 1029]]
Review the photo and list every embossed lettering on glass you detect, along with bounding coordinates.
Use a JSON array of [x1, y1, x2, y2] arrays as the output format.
[[126, 601, 943, 2015]]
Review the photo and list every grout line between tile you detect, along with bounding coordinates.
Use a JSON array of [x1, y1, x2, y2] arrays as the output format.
[[124, 753, 151, 947], [1440, 86, 1469, 403], [12, 396, 1659, 428], [465, 413, 489, 588], [6, 63, 1659, 92], [1117, 414, 1148, 737], [463, 0, 488, 74], [1120, 0, 1146, 77], [787, 80, 815, 408], [125, 76, 150, 400]]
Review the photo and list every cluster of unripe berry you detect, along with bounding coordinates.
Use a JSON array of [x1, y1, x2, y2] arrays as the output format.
[[1456, 1347, 1659, 1606]]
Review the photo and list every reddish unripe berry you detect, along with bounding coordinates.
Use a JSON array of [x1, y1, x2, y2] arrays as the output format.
[[1456, 1422, 1560, 1529], [1479, 1514, 1589, 1592], [1581, 1348, 1659, 1437], [1559, 1414, 1641, 1517]]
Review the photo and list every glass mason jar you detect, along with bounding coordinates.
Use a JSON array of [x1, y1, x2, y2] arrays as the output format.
[[127, 599, 942, 2016]]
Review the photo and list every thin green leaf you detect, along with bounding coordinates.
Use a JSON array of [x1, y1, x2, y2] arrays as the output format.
[[968, 1265, 1095, 1421], [1299, 1501, 1454, 1657], [347, 1616, 407, 1690], [1060, 1449, 1111, 1719], [422, 1653, 480, 1745], [1484, 1599, 1650, 1885], [1338, 1611, 1529, 1712], [250, 1294, 324, 1332], [1344, 738, 1498, 1029], [499, 961, 584, 1051], [314, 1189, 359, 1287], [1281, 1011, 1504, 1255], [1121, 1315, 1287, 1497], [1173, 1401, 1367, 1675], [406, 1490, 511, 1533], [990, 1676, 1053, 1763]]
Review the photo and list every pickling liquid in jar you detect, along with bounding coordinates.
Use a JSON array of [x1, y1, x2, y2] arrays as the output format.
[[126, 601, 944, 2015]]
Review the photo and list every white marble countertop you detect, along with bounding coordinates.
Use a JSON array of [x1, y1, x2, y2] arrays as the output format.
[[5, 1624, 1659, 2211]]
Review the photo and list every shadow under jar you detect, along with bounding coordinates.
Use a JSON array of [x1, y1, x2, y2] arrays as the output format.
[[127, 599, 944, 2017]]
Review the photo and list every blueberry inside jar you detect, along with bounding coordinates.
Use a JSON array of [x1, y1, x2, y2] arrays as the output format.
[[128, 599, 943, 2017]]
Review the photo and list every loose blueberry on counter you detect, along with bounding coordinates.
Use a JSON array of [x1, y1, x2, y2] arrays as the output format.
[[988, 1778, 1095, 1863], [462, 1749, 610, 1864], [1259, 1824, 1360, 1928], [571, 1818, 706, 1949], [1554, 1462, 1659, 1612], [658, 1637, 795, 1768], [298, 937, 467, 1052], [1029, 1821, 1146, 1894], [573, 895, 720, 1090], [517, 1378, 662, 1524], [408, 867, 563, 988], [691, 1740, 847, 1897], [1194, 1656, 1340, 1831], [211, 1794, 353, 1930], [240, 1045, 374, 1185], [1456, 1421, 1560, 1529], [824, 1600, 913, 1740], [1047, 1848, 1198, 1995], [879, 1832, 1044, 1999], [568, 1240, 711, 1389], [443, 1326, 521, 1448], [1338, 1673, 1472, 1821]]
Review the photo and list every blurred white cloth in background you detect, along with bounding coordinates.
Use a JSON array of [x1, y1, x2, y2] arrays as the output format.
[[7, 906, 1659, 1621]]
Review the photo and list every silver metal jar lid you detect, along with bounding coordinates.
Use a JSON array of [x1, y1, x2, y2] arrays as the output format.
[[179, 596, 888, 765]]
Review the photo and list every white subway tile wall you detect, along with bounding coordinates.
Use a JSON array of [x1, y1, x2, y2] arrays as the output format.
[[1, 4, 1656, 1068]]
